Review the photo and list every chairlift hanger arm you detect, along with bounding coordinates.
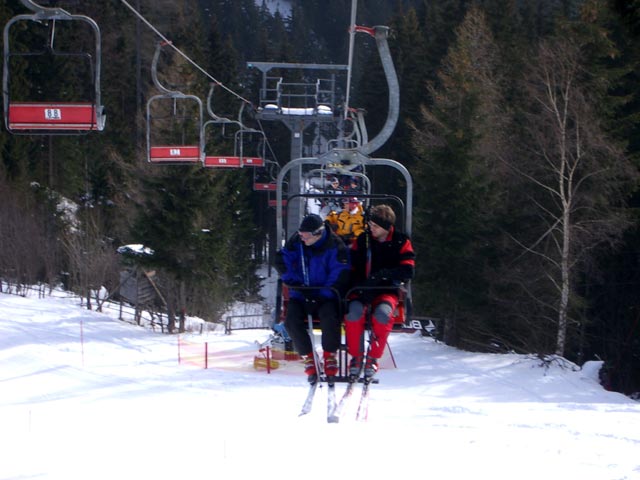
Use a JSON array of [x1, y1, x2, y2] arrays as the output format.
[[206, 86, 264, 135], [353, 25, 399, 156], [205, 83, 243, 127], [238, 102, 264, 132], [6, 3, 102, 56], [151, 41, 191, 97], [19, 0, 73, 20]]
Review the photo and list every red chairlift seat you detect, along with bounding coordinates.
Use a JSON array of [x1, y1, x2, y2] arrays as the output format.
[[8, 102, 105, 131], [243, 157, 265, 166], [203, 156, 265, 168], [254, 182, 277, 191], [149, 145, 201, 164], [204, 156, 242, 168]]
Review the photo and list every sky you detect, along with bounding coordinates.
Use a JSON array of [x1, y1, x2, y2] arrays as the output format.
[[1, 282, 639, 480]]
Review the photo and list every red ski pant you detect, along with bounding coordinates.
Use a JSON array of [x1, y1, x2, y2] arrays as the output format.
[[344, 293, 398, 359]]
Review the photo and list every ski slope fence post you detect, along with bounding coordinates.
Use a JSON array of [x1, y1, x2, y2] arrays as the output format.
[[178, 336, 210, 369], [266, 345, 271, 373], [80, 316, 85, 367], [253, 345, 276, 373]]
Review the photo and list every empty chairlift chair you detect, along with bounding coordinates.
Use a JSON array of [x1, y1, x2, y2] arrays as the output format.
[[146, 41, 203, 165], [3, 0, 106, 134], [202, 85, 266, 169]]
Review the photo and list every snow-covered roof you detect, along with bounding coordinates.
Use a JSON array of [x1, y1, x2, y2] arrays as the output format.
[[263, 104, 333, 116], [117, 244, 155, 256]]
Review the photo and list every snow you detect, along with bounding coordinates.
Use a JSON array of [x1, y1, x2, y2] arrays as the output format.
[[1, 285, 639, 480], [116, 243, 154, 256], [255, 0, 292, 17], [263, 104, 333, 115]]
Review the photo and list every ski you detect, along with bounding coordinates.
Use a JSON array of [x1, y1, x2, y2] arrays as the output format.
[[326, 382, 336, 422], [299, 381, 318, 416], [327, 379, 357, 423], [355, 379, 372, 421]]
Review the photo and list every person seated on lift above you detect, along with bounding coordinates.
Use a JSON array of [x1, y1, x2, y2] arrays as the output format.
[[325, 197, 365, 245]]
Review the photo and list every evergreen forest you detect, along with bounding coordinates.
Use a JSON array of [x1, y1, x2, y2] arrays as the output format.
[[1, 0, 639, 397]]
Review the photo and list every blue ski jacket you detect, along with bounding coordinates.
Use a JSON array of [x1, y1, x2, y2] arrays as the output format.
[[275, 228, 350, 302]]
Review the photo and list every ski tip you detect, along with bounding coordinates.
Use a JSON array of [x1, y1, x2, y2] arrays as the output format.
[[327, 416, 340, 423]]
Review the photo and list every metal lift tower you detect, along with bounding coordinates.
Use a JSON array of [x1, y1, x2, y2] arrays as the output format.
[[246, 61, 349, 234]]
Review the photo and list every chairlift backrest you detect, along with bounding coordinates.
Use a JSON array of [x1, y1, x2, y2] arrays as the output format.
[[2, 0, 106, 134], [276, 152, 413, 241]]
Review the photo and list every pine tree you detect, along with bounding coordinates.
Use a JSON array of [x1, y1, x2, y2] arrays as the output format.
[[410, 6, 507, 346], [568, 0, 640, 391], [421, 0, 469, 85]]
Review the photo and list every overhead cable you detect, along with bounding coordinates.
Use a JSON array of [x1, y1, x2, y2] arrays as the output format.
[[118, 0, 253, 107]]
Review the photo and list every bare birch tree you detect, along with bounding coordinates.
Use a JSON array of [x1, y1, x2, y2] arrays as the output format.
[[60, 202, 120, 309], [512, 36, 637, 356]]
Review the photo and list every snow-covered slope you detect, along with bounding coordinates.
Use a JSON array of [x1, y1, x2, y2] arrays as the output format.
[[1, 291, 638, 480]]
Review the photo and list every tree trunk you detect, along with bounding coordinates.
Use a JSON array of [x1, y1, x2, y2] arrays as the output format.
[[556, 208, 571, 356]]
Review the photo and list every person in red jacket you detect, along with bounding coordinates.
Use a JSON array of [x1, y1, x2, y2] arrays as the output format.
[[345, 204, 415, 380]]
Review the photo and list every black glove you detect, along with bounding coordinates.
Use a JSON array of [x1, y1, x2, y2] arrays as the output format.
[[362, 277, 379, 288], [304, 297, 317, 316], [363, 269, 395, 288], [357, 274, 389, 303], [357, 288, 376, 304], [372, 269, 394, 281]]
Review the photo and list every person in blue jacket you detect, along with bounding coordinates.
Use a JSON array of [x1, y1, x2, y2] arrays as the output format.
[[275, 214, 350, 383]]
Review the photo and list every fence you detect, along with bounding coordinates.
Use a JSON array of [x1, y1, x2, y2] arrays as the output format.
[[223, 313, 272, 334], [177, 336, 279, 373]]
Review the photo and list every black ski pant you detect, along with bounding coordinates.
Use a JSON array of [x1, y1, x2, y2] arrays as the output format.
[[284, 298, 341, 357]]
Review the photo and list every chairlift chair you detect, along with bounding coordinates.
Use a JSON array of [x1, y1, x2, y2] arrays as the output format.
[[2, 0, 106, 134], [202, 85, 267, 169], [202, 83, 242, 168], [235, 127, 266, 167], [146, 41, 203, 165], [252, 159, 280, 193], [275, 24, 413, 330], [203, 124, 266, 168], [276, 154, 413, 332]]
